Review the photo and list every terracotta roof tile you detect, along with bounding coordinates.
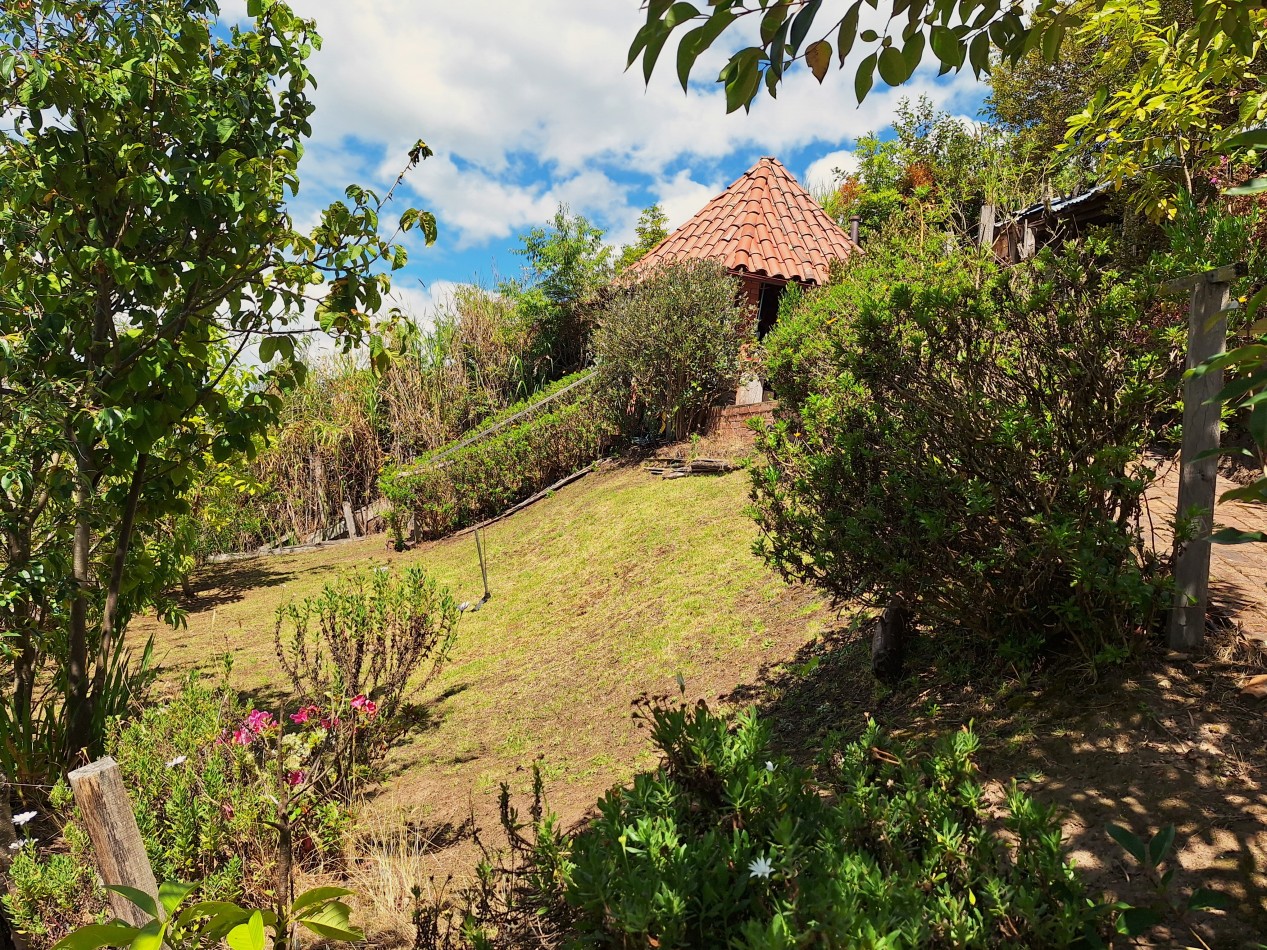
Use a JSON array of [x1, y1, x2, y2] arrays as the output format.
[[629, 157, 858, 284]]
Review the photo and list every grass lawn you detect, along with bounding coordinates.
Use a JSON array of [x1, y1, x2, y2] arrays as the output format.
[[133, 461, 827, 846]]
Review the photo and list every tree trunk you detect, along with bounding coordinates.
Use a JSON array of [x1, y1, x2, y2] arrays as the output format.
[[94, 454, 147, 701], [66, 431, 97, 759]]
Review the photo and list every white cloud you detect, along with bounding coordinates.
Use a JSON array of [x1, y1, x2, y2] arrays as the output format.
[[804, 149, 860, 191], [259, 1, 986, 248]]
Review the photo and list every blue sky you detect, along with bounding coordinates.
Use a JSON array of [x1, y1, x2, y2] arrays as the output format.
[[223, 0, 987, 326]]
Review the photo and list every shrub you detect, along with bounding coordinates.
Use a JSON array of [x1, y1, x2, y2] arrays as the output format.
[[274, 565, 459, 792], [549, 698, 1105, 948], [595, 259, 755, 440], [752, 239, 1172, 666], [379, 375, 610, 541]]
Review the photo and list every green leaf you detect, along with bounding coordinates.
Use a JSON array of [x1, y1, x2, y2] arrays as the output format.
[[129, 920, 165, 950], [877, 45, 907, 85], [52, 924, 140, 950], [1224, 177, 1267, 196], [1106, 823, 1146, 863], [836, 5, 861, 64], [1221, 128, 1267, 151], [1188, 887, 1231, 910], [805, 40, 832, 81], [789, 0, 823, 52], [1117, 905, 1163, 936], [664, 2, 700, 29], [900, 30, 925, 76], [299, 899, 364, 942], [1146, 824, 1175, 868], [855, 52, 877, 102], [1040, 20, 1065, 61], [967, 30, 990, 76], [258, 337, 279, 364], [929, 25, 962, 67], [157, 880, 197, 917], [213, 118, 236, 143], [292, 886, 355, 915], [104, 886, 158, 920], [226, 911, 266, 950]]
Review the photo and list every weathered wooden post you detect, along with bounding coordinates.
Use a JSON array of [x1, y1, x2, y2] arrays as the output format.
[[1165, 262, 1246, 650], [68, 758, 159, 926], [342, 500, 360, 539]]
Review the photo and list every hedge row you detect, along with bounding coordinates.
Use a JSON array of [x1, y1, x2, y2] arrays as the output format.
[[379, 378, 610, 542]]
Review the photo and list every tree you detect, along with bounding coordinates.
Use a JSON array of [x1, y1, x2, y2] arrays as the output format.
[[0, 0, 434, 769], [628, 0, 1264, 113], [616, 204, 670, 272], [500, 205, 613, 385], [1062, 2, 1267, 220]]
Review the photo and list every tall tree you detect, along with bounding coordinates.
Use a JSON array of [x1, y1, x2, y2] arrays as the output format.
[[0, 0, 434, 768], [617, 204, 671, 272]]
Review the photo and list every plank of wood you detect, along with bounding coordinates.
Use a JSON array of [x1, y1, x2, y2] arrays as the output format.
[[1161, 262, 1248, 295], [69, 758, 160, 926], [1168, 277, 1233, 650]]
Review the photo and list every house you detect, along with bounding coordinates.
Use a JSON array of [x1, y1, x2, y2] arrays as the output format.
[[629, 157, 861, 339], [983, 184, 1117, 263]]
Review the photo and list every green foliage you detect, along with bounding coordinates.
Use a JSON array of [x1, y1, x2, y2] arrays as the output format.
[[555, 697, 1105, 948], [3, 844, 101, 943], [1105, 823, 1230, 936], [0, 0, 432, 772], [52, 881, 363, 950], [630, 0, 1262, 112], [594, 259, 754, 440], [817, 98, 1035, 245], [500, 205, 614, 384], [379, 377, 611, 541], [274, 565, 459, 737], [752, 238, 1172, 666], [617, 204, 671, 272], [1062, 1, 1267, 220]]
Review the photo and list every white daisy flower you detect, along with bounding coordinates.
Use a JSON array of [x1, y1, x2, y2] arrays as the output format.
[[748, 856, 773, 879], [9, 838, 30, 851], [764, 761, 775, 772], [12, 811, 36, 826], [165, 755, 187, 768]]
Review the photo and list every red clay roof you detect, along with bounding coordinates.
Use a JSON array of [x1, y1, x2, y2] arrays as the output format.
[[630, 157, 859, 285]]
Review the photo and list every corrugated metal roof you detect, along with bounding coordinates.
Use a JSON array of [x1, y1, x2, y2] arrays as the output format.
[[628, 157, 860, 285]]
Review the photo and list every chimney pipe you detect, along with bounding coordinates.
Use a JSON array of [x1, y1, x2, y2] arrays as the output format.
[[849, 214, 860, 246]]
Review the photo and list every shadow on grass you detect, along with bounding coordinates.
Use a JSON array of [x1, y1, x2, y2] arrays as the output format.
[[183, 560, 338, 611], [727, 623, 1267, 946]]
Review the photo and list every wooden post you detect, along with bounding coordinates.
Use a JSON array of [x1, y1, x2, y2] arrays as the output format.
[[342, 500, 360, 539], [978, 204, 996, 249], [68, 758, 159, 926], [1165, 263, 1245, 650], [871, 599, 909, 683]]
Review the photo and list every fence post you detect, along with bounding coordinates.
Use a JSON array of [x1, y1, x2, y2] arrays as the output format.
[[1165, 263, 1244, 650], [68, 758, 159, 926]]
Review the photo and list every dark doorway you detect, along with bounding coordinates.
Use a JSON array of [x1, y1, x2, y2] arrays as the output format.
[[757, 282, 782, 338]]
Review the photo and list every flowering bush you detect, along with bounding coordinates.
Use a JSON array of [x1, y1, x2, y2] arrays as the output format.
[[274, 565, 458, 797]]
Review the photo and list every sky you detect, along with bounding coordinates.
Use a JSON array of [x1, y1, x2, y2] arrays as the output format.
[[221, 1, 988, 326]]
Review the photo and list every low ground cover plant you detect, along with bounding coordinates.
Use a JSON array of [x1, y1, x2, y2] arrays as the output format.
[[594, 259, 755, 440], [753, 236, 1173, 667], [379, 376, 610, 542]]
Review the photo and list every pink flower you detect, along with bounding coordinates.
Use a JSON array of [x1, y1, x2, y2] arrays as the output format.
[[286, 770, 305, 787], [319, 716, 340, 731], [245, 710, 275, 734], [350, 694, 368, 711], [232, 728, 252, 746], [364, 700, 378, 719], [290, 704, 319, 725]]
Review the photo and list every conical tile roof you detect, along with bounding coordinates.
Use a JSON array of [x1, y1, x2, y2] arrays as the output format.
[[630, 157, 859, 285]]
